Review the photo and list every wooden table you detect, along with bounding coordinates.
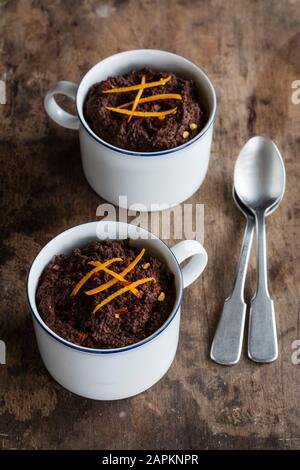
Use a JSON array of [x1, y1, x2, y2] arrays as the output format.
[[1, 0, 299, 450]]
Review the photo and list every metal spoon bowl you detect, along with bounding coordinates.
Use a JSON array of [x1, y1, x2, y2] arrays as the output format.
[[234, 137, 285, 212]]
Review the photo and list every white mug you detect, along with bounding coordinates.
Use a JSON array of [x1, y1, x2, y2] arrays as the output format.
[[27, 221, 207, 400], [44, 49, 217, 211]]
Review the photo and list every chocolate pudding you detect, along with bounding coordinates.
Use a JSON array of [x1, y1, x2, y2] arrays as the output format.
[[84, 68, 205, 152], [36, 240, 176, 349]]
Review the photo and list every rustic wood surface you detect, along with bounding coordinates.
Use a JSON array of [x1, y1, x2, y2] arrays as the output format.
[[0, 0, 300, 450]]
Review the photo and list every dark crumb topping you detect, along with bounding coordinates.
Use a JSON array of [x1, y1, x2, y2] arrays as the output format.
[[36, 240, 176, 349], [84, 68, 205, 152]]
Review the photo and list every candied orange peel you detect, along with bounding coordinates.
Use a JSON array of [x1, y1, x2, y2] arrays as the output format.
[[102, 75, 181, 119], [71, 248, 157, 317], [102, 75, 171, 94], [128, 75, 145, 122], [105, 107, 177, 118], [92, 277, 156, 314], [88, 260, 140, 297], [85, 248, 146, 296], [117, 93, 182, 109], [70, 257, 122, 297]]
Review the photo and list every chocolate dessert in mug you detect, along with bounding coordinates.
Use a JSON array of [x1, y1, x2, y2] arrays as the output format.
[[37, 239, 176, 349], [27, 221, 207, 399], [44, 49, 217, 210], [84, 68, 206, 152]]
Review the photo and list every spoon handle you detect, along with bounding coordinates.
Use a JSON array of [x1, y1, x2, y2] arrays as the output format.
[[210, 215, 254, 365], [248, 212, 278, 362]]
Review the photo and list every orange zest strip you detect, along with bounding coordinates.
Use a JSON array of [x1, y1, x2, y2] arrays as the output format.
[[128, 75, 145, 122], [92, 277, 156, 314], [118, 93, 182, 109], [102, 75, 171, 94], [88, 260, 139, 297], [105, 107, 177, 118], [70, 257, 122, 297], [88, 261, 129, 284], [85, 248, 145, 296]]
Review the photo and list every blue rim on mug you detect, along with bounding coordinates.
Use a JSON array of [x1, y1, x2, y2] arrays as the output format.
[[27, 221, 184, 355], [75, 49, 218, 157]]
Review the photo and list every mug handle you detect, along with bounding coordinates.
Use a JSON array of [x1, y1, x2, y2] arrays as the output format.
[[44, 81, 80, 130], [171, 240, 208, 288]]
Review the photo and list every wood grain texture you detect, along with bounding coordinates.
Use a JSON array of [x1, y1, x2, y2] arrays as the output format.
[[0, 0, 300, 450]]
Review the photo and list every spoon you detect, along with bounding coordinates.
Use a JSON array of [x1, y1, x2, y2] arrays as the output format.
[[234, 136, 286, 363], [210, 188, 254, 365], [210, 186, 281, 365]]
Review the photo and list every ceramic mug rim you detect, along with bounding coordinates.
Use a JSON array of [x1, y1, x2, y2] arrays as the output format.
[[75, 49, 218, 157], [27, 221, 184, 355]]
